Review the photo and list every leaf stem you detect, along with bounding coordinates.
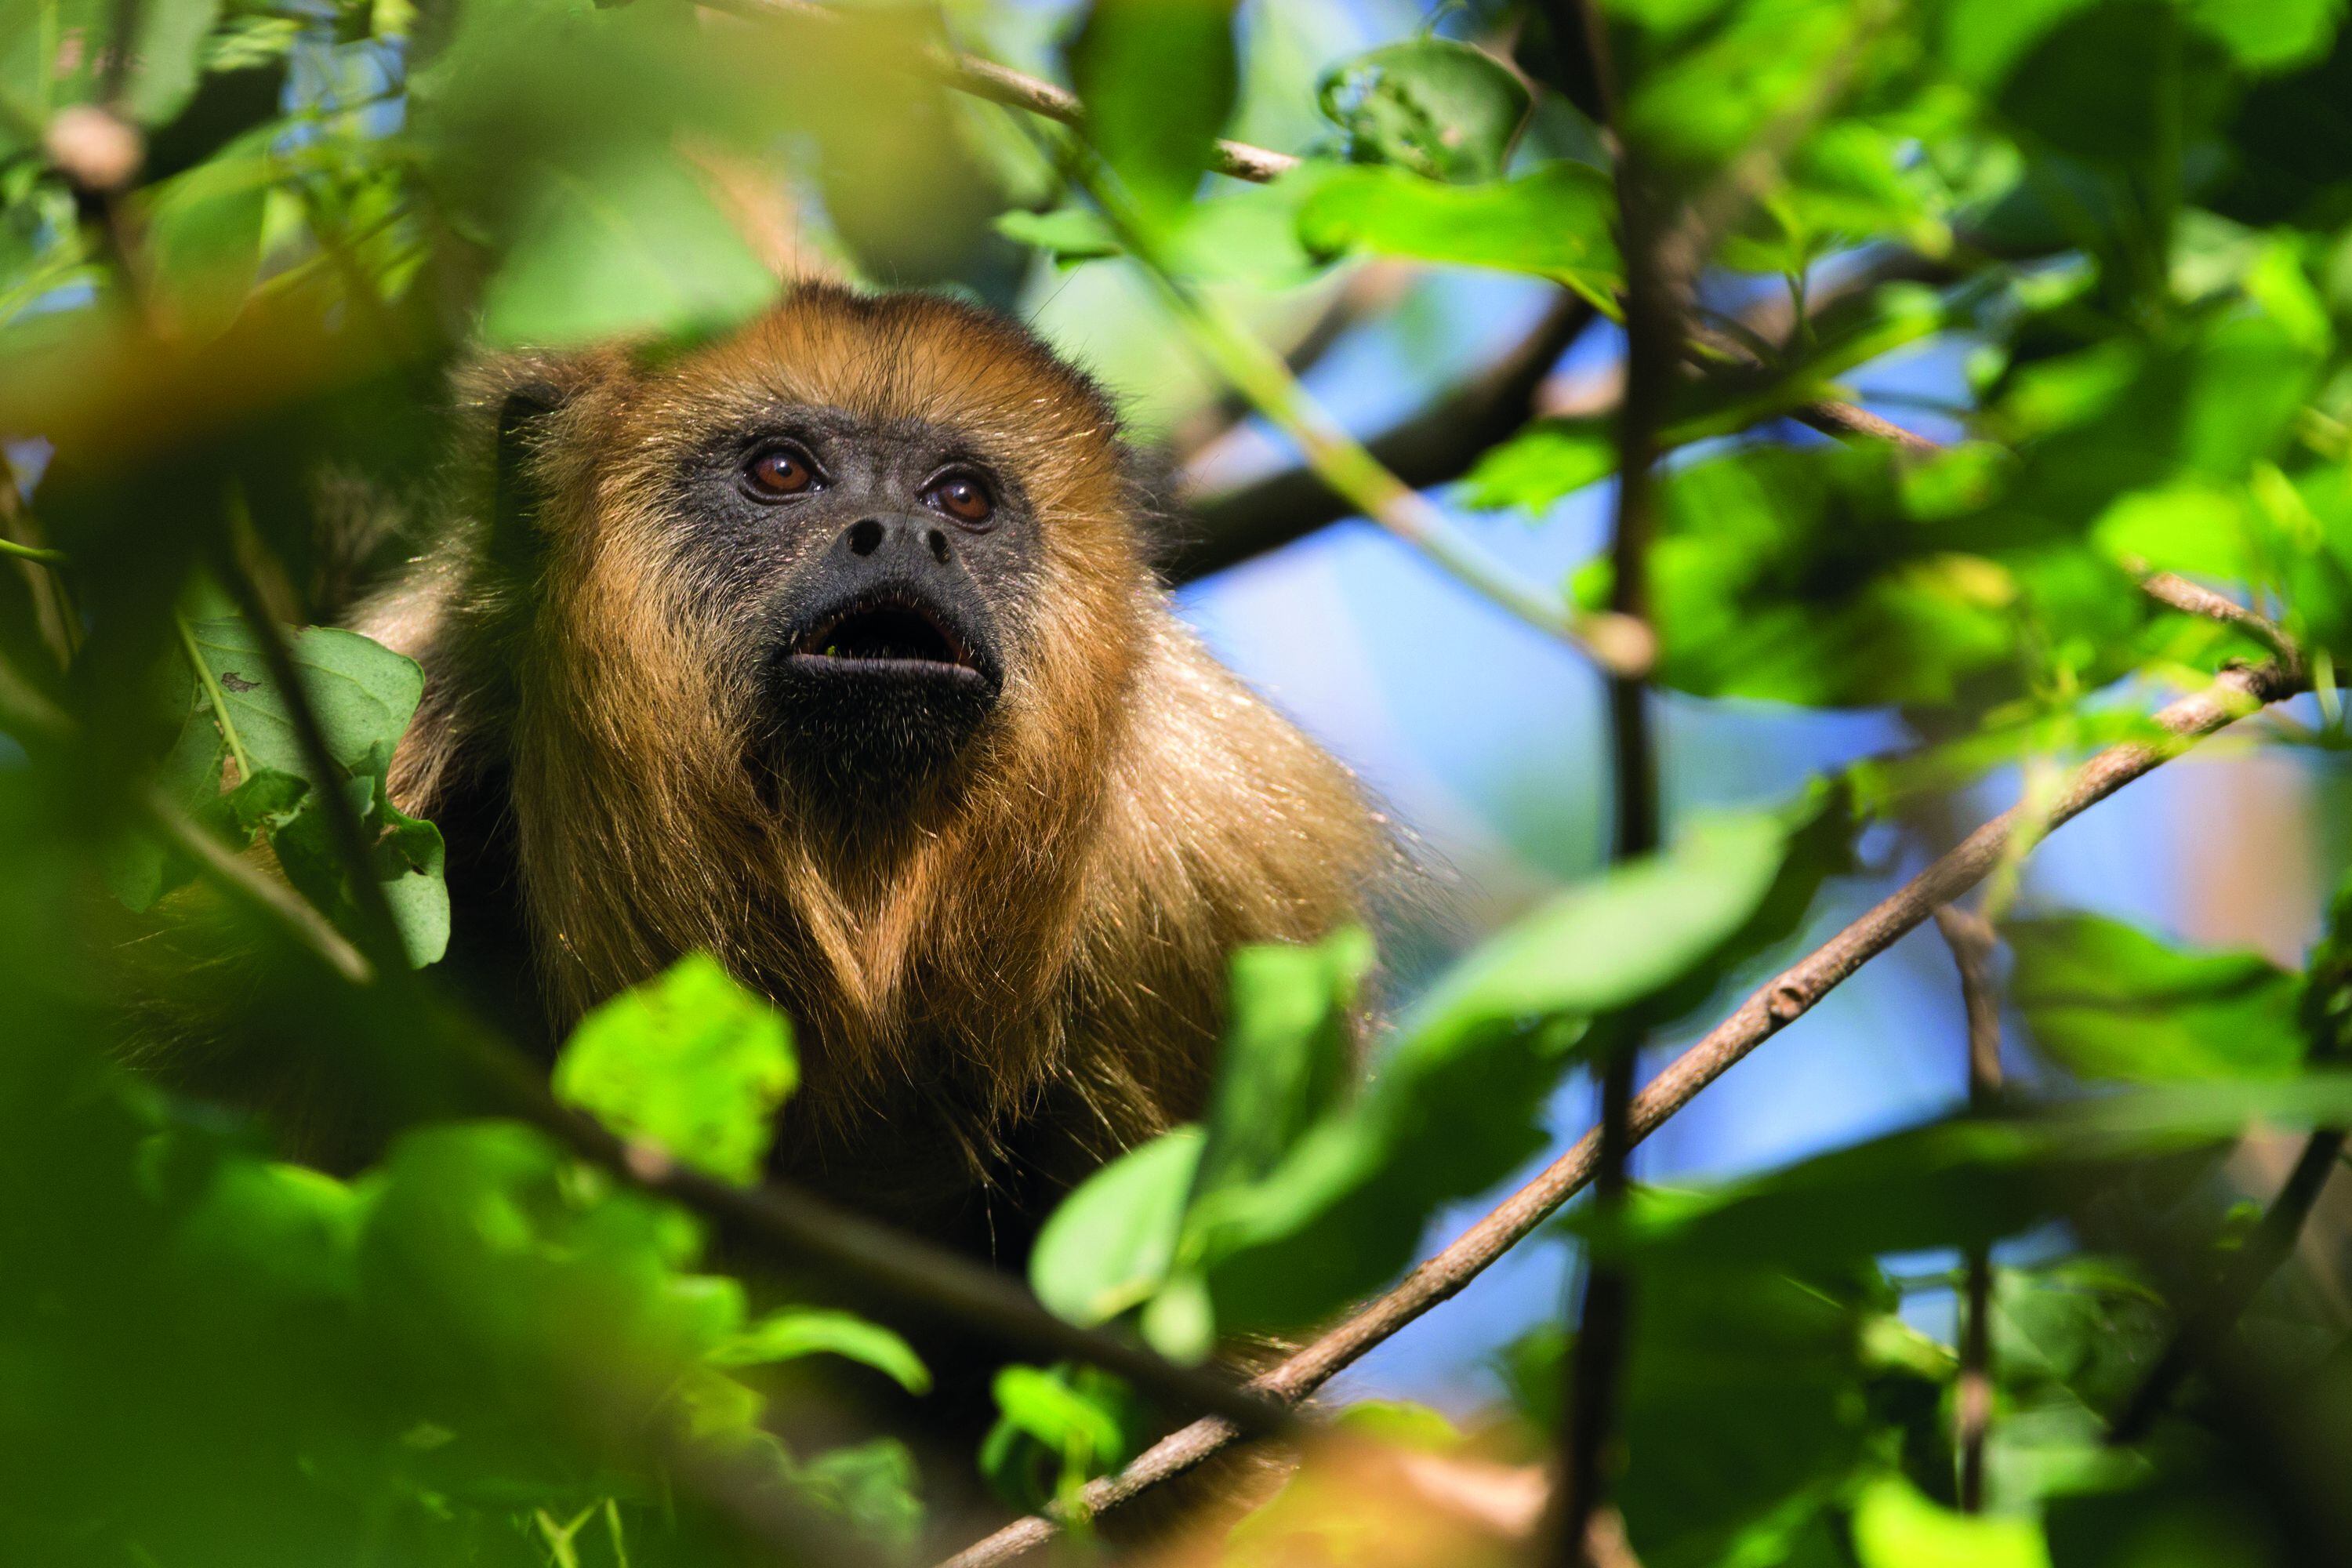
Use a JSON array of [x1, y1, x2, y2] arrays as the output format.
[[0, 535, 68, 566], [177, 613, 255, 783]]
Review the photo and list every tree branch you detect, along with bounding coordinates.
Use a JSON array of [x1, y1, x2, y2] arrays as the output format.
[[457, 1044, 1301, 1440], [1548, 0, 1678, 1553], [933, 655, 2309, 1568], [2138, 569, 2303, 677], [1933, 903, 2002, 1512]]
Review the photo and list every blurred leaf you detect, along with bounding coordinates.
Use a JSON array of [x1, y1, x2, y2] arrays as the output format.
[[554, 953, 797, 1185], [1070, 0, 1239, 220], [1851, 1475, 2051, 1568], [1995, 5, 2233, 168], [2009, 914, 2305, 1082], [141, 141, 274, 343], [1407, 811, 1792, 1047], [1297, 161, 1621, 296], [1463, 419, 1617, 513], [1318, 38, 1531, 183], [1032, 1126, 1203, 1328], [713, 1306, 931, 1394], [1193, 927, 1372, 1202], [996, 206, 1121, 263], [481, 151, 777, 350], [1499, 1254, 1890, 1568], [789, 1438, 924, 1551]]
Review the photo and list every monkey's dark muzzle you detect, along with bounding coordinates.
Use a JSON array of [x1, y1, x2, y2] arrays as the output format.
[[760, 514, 1005, 790]]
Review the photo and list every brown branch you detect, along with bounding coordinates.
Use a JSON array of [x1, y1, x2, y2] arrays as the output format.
[[1933, 904, 2002, 1512], [1171, 256, 1951, 586], [1549, 0, 1679, 1554], [2139, 570, 2303, 676], [698, 0, 1298, 183], [1169, 290, 1599, 583], [1791, 398, 1942, 455], [933, 655, 2309, 1568]]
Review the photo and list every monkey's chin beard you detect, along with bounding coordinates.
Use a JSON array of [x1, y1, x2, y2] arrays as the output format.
[[757, 587, 1004, 800]]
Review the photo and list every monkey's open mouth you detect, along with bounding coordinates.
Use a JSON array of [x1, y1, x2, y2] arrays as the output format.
[[762, 580, 1003, 791], [793, 597, 975, 673]]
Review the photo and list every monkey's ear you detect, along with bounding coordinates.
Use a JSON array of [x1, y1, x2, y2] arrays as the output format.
[[492, 379, 565, 538]]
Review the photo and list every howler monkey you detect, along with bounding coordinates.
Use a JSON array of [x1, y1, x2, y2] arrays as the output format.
[[351, 284, 1392, 1256]]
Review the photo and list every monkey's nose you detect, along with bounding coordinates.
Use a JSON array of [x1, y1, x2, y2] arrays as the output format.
[[840, 516, 954, 566]]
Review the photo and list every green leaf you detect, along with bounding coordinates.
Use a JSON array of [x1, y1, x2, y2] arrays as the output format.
[[2180, 0, 2346, 68], [481, 151, 778, 349], [789, 1438, 924, 1551], [1192, 928, 1372, 1201], [1851, 1475, 2052, 1568], [1406, 810, 1793, 1047], [180, 619, 424, 779], [986, 1363, 1123, 1459], [1030, 1127, 1203, 1328], [1069, 0, 1239, 221], [1297, 161, 1621, 296], [995, 206, 1122, 264], [553, 953, 798, 1185], [713, 1307, 931, 1394], [1461, 419, 1617, 513], [2008, 915, 2305, 1082], [1317, 38, 1532, 183], [118, 0, 223, 125], [978, 1363, 1139, 1512]]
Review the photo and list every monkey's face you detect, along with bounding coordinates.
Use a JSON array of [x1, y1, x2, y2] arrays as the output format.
[[681, 408, 1027, 793], [524, 289, 1148, 822]]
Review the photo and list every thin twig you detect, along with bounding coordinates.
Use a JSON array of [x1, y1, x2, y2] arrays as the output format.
[[697, 0, 1298, 182], [1933, 904, 2002, 1512], [1549, 0, 1678, 1555], [931, 655, 2308, 1568], [2106, 1127, 2347, 1445], [2139, 569, 2303, 676], [1791, 397, 1942, 454]]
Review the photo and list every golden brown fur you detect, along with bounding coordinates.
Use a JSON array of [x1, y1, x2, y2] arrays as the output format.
[[353, 285, 1389, 1240]]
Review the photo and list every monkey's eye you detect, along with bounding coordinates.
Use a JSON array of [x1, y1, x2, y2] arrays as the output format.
[[924, 469, 995, 528], [745, 445, 821, 498]]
